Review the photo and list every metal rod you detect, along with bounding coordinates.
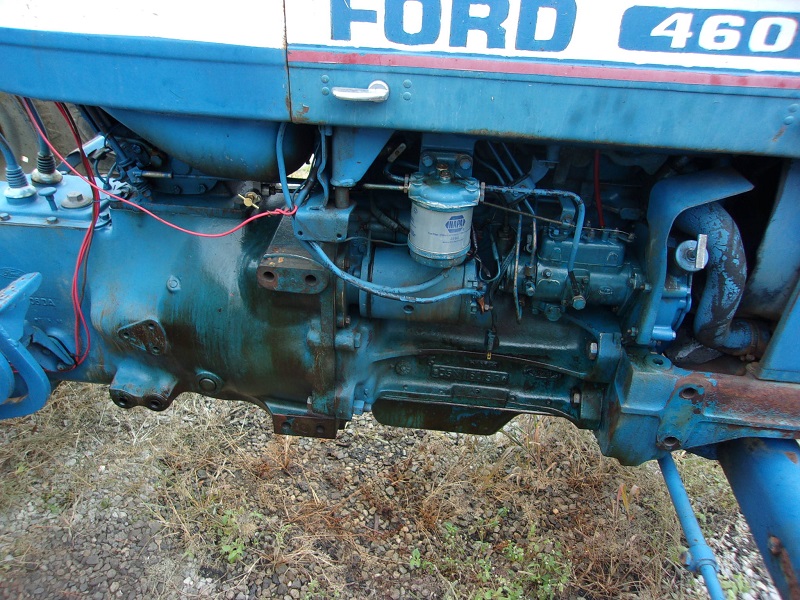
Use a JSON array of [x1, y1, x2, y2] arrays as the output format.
[[362, 183, 405, 191], [658, 454, 725, 600]]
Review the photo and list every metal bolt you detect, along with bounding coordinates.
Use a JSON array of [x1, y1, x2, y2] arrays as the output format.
[[198, 377, 217, 392], [0, 213, 9, 221], [543, 269, 552, 278], [571, 389, 582, 405], [166, 276, 180, 292], [587, 342, 599, 360], [61, 190, 92, 210], [572, 294, 586, 310], [45, 216, 58, 224], [524, 280, 536, 296], [421, 154, 434, 168], [402, 92, 411, 101], [321, 87, 330, 96], [458, 155, 473, 170]]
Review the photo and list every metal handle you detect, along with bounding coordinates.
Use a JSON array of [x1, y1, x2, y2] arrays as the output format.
[[331, 80, 390, 103]]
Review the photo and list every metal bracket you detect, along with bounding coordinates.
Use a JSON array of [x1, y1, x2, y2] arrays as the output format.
[[271, 412, 341, 439], [117, 319, 169, 356], [0, 273, 52, 419], [293, 192, 355, 243], [258, 217, 330, 294]]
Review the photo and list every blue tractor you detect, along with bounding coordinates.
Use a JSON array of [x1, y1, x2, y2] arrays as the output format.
[[0, 1, 799, 596]]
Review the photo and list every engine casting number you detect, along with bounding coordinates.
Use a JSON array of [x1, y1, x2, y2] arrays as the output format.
[[431, 364, 509, 385]]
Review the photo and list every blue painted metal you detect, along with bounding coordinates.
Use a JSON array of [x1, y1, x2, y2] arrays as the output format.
[[331, 127, 394, 187], [741, 159, 800, 323], [632, 169, 753, 346], [286, 53, 800, 158], [596, 351, 800, 466], [0, 28, 290, 120], [718, 438, 800, 600], [756, 277, 800, 383], [658, 453, 725, 600], [359, 247, 475, 323], [106, 109, 314, 182], [0, 272, 52, 419], [293, 192, 355, 242]]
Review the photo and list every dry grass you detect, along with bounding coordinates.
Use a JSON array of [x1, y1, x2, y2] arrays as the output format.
[[0, 384, 747, 599]]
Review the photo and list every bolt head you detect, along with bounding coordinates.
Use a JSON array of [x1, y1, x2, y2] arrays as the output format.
[[198, 377, 217, 392], [61, 190, 91, 209]]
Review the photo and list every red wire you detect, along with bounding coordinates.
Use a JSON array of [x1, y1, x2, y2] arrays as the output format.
[[21, 101, 296, 368], [593, 150, 606, 229]]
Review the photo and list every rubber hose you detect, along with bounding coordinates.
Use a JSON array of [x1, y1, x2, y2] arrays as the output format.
[[675, 202, 769, 356]]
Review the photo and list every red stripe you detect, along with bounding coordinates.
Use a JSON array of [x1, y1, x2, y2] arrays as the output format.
[[287, 49, 800, 90]]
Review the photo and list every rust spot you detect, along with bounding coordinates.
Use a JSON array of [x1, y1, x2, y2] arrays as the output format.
[[773, 125, 787, 142], [670, 371, 800, 435], [768, 535, 800, 599], [786, 452, 799, 465]]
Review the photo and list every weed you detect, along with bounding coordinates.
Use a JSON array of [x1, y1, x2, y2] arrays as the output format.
[[721, 572, 751, 599]]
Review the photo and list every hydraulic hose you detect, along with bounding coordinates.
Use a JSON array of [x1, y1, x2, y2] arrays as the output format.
[[0, 131, 30, 189], [675, 202, 769, 356], [306, 241, 481, 304], [19, 98, 52, 162], [0, 131, 20, 171]]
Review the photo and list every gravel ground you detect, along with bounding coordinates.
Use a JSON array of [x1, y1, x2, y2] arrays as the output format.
[[0, 384, 780, 599]]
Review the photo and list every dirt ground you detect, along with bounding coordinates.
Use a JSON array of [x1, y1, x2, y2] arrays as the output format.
[[0, 383, 778, 599]]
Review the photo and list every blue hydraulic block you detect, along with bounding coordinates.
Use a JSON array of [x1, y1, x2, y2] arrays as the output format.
[[659, 454, 725, 600], [718, 438, 800, 600]]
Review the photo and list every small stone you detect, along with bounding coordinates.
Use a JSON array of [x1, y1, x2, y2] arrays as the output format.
[[85, 555, 100, 566], [110, 582, 120, 593]]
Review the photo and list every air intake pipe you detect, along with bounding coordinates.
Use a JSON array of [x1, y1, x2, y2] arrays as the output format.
[[675, 202, 769, 356]]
